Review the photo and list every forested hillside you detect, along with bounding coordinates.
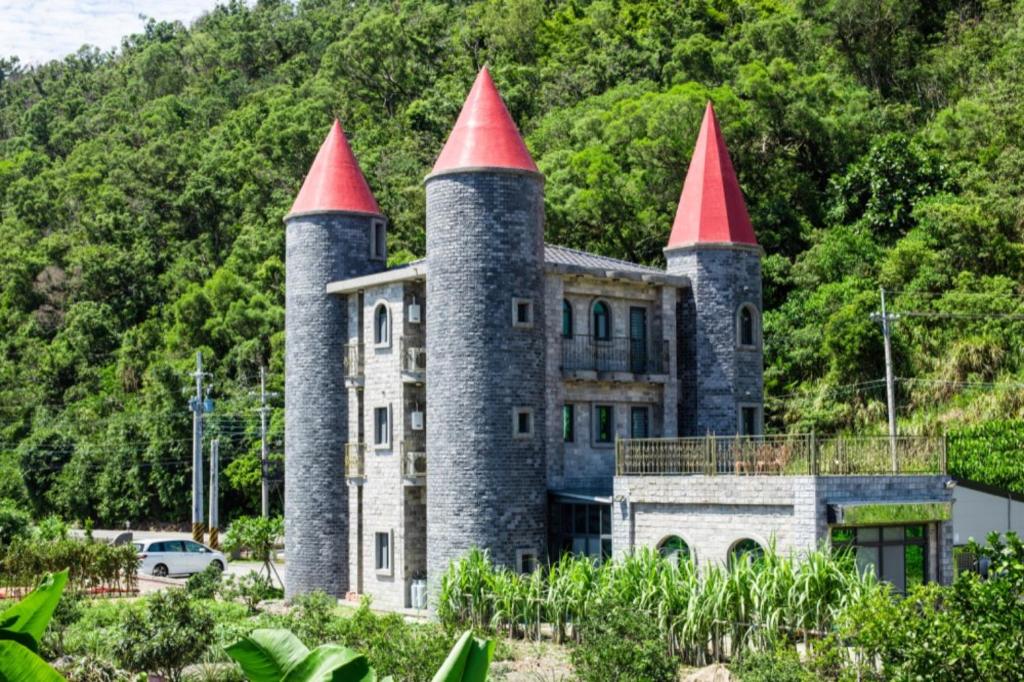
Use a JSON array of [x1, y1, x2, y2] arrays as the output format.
[[1, 0, 1022, 523]]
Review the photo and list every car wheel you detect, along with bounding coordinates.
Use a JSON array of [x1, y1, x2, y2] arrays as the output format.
[[211, 560, 224, 572], [153, 564, 169, 577]]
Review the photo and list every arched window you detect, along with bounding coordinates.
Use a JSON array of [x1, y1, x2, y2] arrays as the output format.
[[562, 300, 573, 338], [592, 301, 611, 340], [657, 535, 691, 566], [737, 303, 759, 348], [728, 538, 765, 567], [374, 304, 390, 346]]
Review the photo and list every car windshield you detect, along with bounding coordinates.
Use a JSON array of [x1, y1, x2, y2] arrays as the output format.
[[132, 543, 144, 552]]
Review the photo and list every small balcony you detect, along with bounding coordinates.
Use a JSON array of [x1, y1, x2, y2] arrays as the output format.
[[344, 343, 364, 387], [401, 338, 426, 383], [345, 442, 365, 479], [615, 434, 947, 476], [561, 335, 668, 379], [401, 441, 426, 484]]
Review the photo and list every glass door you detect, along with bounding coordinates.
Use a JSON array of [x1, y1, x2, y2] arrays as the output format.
[[629, 307, 647, 372]]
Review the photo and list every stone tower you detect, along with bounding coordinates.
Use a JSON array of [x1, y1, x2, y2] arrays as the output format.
[[284, 120, 385, 598], [665, 103, 764, 436], [425, 68, 547, 588]]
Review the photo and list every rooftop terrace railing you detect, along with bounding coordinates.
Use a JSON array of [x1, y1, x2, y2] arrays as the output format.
[[615, 434, 946, 476], [562, 335, 668, 375]]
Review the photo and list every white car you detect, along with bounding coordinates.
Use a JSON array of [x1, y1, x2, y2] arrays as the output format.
[[134, 538, 226, 577]]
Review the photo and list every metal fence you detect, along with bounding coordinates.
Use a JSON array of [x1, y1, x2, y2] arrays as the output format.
[[616, 434, 946, 476], [561, 335, 668, 374]]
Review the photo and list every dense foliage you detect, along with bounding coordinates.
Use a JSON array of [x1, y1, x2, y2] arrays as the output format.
[[0, 534, 138, 596], [1, 0, 1023, 521], [948, 419, 1024, 494]]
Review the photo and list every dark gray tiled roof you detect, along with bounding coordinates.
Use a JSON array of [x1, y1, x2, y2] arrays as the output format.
[[543, 243, 665, 275]]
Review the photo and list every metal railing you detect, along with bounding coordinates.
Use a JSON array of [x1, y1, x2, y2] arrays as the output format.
[[401, 338, 426, 376], [615, 434, 946, 476], [343, 343, 364, 379], [401, 441, 426, 480], [345, 443, 365, 478], [561, 335, 668, 374]]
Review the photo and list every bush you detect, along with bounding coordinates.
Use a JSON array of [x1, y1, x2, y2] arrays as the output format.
[[732, 647, 817, 682], [33, 515, 69, 542], [52, 656, 133, 682], [288, 590, 340, 645], [221, 515, 282, 564], [0, 500, 31, 546], [571, 606, 679, 682], [0, 536, 138, 594], [186, 562, 223, 600], [219, 570, 281, 613], [113, 589, 215, 682]]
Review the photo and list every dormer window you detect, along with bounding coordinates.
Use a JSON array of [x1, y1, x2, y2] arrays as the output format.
[[374, 303, 390, 347], [370, 219, 387, 261]]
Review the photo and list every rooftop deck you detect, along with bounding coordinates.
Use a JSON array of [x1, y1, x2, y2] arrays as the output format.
[[615, 434, 947, 476]]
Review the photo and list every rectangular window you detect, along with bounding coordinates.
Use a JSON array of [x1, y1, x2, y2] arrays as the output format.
[[594, 405, 613, 444], [831, 524, 928, 594], [374, 406, 390, 446], [370, 220, 387, 260], [513, 407, 534, 438], [563, 404, 575, 442], [512, 298, 533, 328], [740, 406, 760, 436], [516, 549, 538, 574], [374, 531, 391, 572], [630, 406, 649, 438]]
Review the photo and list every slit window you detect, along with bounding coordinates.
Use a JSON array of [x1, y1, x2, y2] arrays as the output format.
[[513, 298, 534, 328], [374, 406, 390, 447], [594, 405, 613, 444], [737, 303, 759, 348], [374, 304, 390, 346], [374, 531, 391, 572], [513, 407, 534, 438], [563, 404, 575, 442], [562, 300, 573, 338], [370, 220, 387, 261]]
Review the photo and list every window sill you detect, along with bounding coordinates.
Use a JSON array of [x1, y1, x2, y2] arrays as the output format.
[[374, 567, 393, 577], [373, 444, 392, 452], [736, 344, 760, 352], [373, 342, 392, 350]]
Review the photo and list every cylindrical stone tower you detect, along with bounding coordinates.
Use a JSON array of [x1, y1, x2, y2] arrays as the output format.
[[284, 120, 385, 598], [665, 103, 764, 436], [425, 68, 547, 590]]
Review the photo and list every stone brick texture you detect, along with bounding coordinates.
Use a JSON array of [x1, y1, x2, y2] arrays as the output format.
[[284, 211, 383, 599], [425, 170, 548, 589], [667, 245, 763, 436]]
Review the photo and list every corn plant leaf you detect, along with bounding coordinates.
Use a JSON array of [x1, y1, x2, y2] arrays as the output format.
[[0, 640, 67, 681], [0, 570, 68, 651], [225, 628, 310, 682], [431, 631, 494, 682], [279, 644, 373, 682]]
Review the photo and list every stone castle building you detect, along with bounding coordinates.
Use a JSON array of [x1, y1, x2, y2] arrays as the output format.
[[284, 68, 953, 609]]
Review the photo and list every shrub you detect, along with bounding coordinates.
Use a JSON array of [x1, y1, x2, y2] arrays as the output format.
[[186, 562, 223, 600], [287, 590, 339, 646], [732, 647, 817, 682], [571, 606, 679, 682], [33, 515, 68, 542], [52, 656, 133, 682], [0, 500, 31, 547], [113, 589, 215, 682], [0, 536, 138, 595], [219, 570, 281, 613]]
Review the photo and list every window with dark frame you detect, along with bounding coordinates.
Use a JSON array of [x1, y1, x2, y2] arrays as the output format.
[[630, 406, 649, 438], [740, 406, 759, 436], [370, 220, 387, 261], [831, 525, 927, 594], [592, 301, 611, 340], [513, 298, 533, 328], [594, 405, 613, 443], [374, 304, 389, 345], [563, 404, 575, 442], [738, 304, 758, 348], [374, 406, 389, 446], [374, 531, 390, 571], [513, 407, 533, 438], [552, 501, 612, 563], [562, 300, 573, 338]]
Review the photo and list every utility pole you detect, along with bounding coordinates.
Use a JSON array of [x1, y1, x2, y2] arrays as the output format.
[[257, 366, 279, 518], [871, 288, 899, 470], [190, 352, 207, 543], [208, 439, 220, 549]]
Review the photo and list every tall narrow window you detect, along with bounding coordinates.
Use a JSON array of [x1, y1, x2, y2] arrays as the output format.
[[563, 404, 575, 442], [630, 406, 649, 438], [374, 406, 390, 447], [592, 301, 611, 340], [737, 304, 758, 348], [370, 220, 387, 261], [374, 304, 390, 346], [740, 406, 760, 436], [375, 531, 391, 571], [594, 405, 613, 443], [562, 300, 573, 338]]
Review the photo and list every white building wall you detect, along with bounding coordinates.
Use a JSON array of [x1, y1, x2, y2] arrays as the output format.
[[952, 484, 1024, 545]]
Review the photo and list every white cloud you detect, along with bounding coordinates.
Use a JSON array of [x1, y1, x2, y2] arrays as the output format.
[[0, 0, 223, 64]]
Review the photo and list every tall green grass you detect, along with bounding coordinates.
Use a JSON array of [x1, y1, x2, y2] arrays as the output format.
[[437, 544, 881, 666]]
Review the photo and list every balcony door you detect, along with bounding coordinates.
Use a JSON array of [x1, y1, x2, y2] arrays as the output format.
[[629, 307, 647, 373]]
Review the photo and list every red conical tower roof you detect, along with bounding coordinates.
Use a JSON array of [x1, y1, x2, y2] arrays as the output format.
[[431, 67, 539, 175], [288, 120, 381, 217], [667, 103, 757, 248]]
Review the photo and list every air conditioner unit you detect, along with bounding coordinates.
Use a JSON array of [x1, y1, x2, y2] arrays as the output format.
[[408, 302, 422, 324], [411, 410, 425, 431]]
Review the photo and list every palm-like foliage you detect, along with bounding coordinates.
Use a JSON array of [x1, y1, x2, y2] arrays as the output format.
[[437, 543, 884, 666]]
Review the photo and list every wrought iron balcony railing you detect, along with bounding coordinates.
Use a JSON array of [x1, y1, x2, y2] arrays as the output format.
[[615, 434, 946, 476], [561, 335, 667, 375], [343, 343, 364, 380], [401, 441, 426, 481], [344, 442, 365, 478]]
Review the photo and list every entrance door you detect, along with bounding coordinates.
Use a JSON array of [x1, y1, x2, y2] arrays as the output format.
[[629, 307, 647, 373]]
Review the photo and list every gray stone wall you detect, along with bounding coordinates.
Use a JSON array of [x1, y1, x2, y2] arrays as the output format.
[[666, 245, 763, 436], [284, 211, 383, 598], [425, 169, 548, 590]]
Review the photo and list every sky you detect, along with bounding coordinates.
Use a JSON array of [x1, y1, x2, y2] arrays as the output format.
[[0, 0, 220, 64]]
